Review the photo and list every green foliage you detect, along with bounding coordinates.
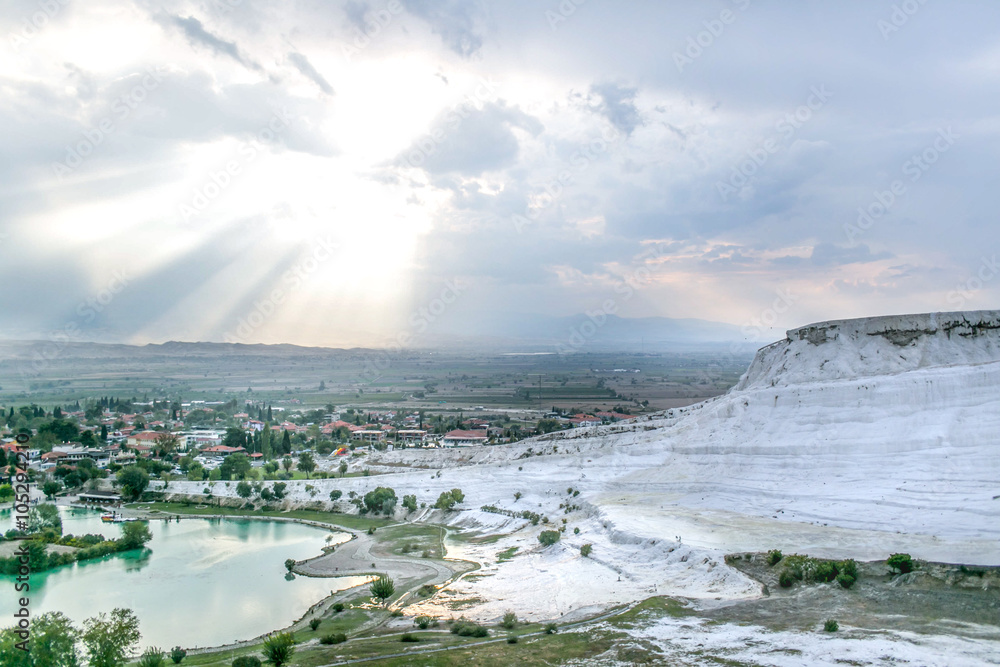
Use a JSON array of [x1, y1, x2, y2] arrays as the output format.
[[400, 633, 419, 642], [839, 559, 858, 579], [766, 549, 783, 566], [81, 607, 141, 667], [544, 623, 558, 634], [308, 618, 321, 631], [170, 646, 187, 664], [236, 481, 252, 499], [887, 553, 914, 574], [450, 619, 488, 637], [117, 466, 150, 501], [332, 603, 345, 613], [284, 558, 296, 572], [370, 575, 395, 604], [497, 546, 518, 562], [434, 490, 458, 510], [449, 488, 464, 503], [231, 656, 262, 667], [119, 521, 153, 551], [814, 561, 838, 583], [261, 632, 295, 666], [507, 635, 518, 644], [824, 619, 839, 632], [0, 611, 79, 667], [402, 494, 417, 512], [0, 484, 12, 502], [42, 480, 62, 498], [363, 487, 397, 514], [580, 543, 593, 557], [319, 633, 347, 645], [501, 611, 517, 629], [415, 615, 431, 629], [778, 570, 795, 588], [271, 482, 286, 500], [138, 647, 166, 667], [837, 573, 856, 589], [538, 530, 560, 546], [329, 490, 342, 501]]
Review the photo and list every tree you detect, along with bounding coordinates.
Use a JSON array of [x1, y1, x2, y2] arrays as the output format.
[[338, 461, 348, 477], [261, 423, 272, 460], [329, 490, 342, 501], [501, 611, 517, 629], [297, 452, 316, 479], [538, 530, 560, 546], [28, 503, 62, 534], [513, 492, 522, 502], [261, 633, 295, 666], [363, 487, 397, 514], [222, 427, 246, 450], [38, 419, 80, 443], [169, 647, 186, 664], [220, 453, 251, 481], [119, 521, 153, 550], [117, 466, 149, 501], [154, 433, 180, 457], [0, 484, 13, 502], [309, 618, 321, 631], [580, 544, 593, 557], [0, 611, 79, 667], [81, 608, 141, 667], [402, 494, 417, 512], [284, 558, 296, 572], [281, 457, 293, 473], [449, 488, 464, 503], [43, 480, 62, 499], [280, 431, 291, 456], [370, 575, 395, 605], [236, 481, 252, 500], [434, 491, 457, 511], [232, 657, 261, 667]]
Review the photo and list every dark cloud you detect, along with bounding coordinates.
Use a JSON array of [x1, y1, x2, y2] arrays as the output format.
[[155, 13, 263, 71], [589, 82, 642, 136], [287, 51, 335, 95], [401, 0, 485, 57]]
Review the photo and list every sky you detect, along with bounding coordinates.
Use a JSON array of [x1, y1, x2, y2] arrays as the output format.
[[2, 0, 999, 347]]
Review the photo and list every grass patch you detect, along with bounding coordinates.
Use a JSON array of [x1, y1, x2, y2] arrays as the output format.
[[131, 501, 392, 531], [496, 546, 519, 563]]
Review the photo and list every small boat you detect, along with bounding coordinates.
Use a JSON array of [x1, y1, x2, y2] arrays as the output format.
[[100, 513, 144, 523]]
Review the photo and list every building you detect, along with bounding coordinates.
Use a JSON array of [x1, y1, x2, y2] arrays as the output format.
[[351, 430, 386, 444], [396, 429, 428, 445], [441, 430, 489, 447]]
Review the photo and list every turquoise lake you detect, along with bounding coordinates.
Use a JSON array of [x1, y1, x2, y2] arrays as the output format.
[[1, 508, 361, 650]]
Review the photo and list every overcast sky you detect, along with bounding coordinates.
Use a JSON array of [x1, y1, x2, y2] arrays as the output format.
[[2, 0, 998, 347]]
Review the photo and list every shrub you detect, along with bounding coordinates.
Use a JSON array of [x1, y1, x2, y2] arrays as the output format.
[[501, 611, 517, 629], [284, 558, 296, 572], [837, 573, 856, 589], [580, 544, 593, 557], [507, 635, 518, 644], [778, 570, 795, 588], [329, 490, 342, 501], [839, 559, 858, 580], [544, 623, 558, 634], [766, 549, 783, 566], [138, 647, 166, 667], [824, 619, 839, 632], [370, 575, 395, 604], [573, 527, 580, 534], [170, 646, 187, 664], [415, 615, 431, 629], [400, 633, 419, 642], [451, 619, 489, 637], [538, 530, 560, 546], [261, 632, 295, 666], [319, 633, 347, 645], [309, 618, 321, 631], [814, 561, 838, 583], [887, 553, 913, 574], [231, 657, 262, 667]]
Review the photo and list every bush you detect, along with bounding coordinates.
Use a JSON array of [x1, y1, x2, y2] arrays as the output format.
[[507, 635, 518, 644], [231, 657, 261, 667], [309, 618, 321, 631], [138, 647, 166, 667], [544, 623, 557, 634], [580, 543, 592, 557], [814, 561, 838, 583], [538, 530, 560, 546], [319, 633, 347, 645], [261, 632, 295, 666], [170, 646, 187, 664], [501, 611, 517, 629], [415, 615, 431, 629], [824, 619, 839, 632], [887, 553, 913, 574], [329, 490, 342, 501], [451, 619, 488, 637], [778, 570, 796, 588], [284, 558, 296, 572], [766, 549, 783, 566], [332, 602, 345, 612], [837, 573, 856, 589], [400, 633, 419, 642], [839, 559, 858, 580]]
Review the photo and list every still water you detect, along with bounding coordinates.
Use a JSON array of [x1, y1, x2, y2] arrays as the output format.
[[1, 508, 362, 650]]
